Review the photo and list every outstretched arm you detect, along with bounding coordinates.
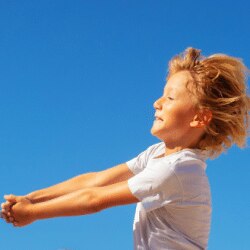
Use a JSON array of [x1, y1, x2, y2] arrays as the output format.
[[1, 163, 134, 222], [28, 163, 134, 203], [6, 180, 139, 227]]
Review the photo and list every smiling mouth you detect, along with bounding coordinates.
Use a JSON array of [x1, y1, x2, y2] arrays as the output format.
[[154, 116, 163, 121]]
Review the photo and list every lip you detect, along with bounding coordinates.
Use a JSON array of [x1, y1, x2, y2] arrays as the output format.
[[154, 115, 163, 121]]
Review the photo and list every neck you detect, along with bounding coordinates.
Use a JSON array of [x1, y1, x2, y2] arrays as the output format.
[[164, 146, 184, 156], [163, 143, 200, 157]]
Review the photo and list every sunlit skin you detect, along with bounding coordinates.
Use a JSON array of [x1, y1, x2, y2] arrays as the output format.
[[151, 70, 212, 156], [0, 70, 212, 227]]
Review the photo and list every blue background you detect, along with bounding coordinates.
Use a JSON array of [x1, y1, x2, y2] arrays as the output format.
[[0, 1, 249, 249]]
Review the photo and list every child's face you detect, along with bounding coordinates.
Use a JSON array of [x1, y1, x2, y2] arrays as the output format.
[[151, 70, 199, 147]]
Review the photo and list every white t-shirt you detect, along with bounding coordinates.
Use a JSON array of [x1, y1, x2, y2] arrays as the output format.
[[127, 142, 212, 250]]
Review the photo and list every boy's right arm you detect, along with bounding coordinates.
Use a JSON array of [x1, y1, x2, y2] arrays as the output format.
[[26, 163, 134, 203]]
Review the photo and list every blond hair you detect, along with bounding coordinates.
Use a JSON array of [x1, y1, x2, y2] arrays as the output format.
[[168, 47, 250, 159]]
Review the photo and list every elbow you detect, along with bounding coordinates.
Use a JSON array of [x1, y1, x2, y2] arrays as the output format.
[[80, 188, 103, 214]]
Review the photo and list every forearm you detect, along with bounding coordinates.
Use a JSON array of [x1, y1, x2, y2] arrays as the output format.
[[8, 180, 137, 227], [25, 163, 133, 204], [26, 172, 98, 203], [31, 188, 99, 220]]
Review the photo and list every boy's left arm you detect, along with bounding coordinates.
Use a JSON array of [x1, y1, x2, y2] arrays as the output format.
[[6, 181, 139, 227]]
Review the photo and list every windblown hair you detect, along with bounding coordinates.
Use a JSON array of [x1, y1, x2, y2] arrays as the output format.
[[168, 47, 250, 159]]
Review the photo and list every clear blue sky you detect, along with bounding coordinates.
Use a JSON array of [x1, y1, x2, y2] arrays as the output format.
[[1, 1, 249, 249]]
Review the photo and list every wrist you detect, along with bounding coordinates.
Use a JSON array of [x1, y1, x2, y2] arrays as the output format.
[[25, 193, 35, 203], [26, 191, 45, 203], [29, 203, 39, 221]]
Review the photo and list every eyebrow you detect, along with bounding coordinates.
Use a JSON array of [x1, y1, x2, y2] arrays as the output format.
[[163, 87, 174, 94]]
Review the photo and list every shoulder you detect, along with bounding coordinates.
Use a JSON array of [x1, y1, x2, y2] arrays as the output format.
[[144, 141, 165, 158], [170, 149, 208, 172], [126, 142, 165, 174]]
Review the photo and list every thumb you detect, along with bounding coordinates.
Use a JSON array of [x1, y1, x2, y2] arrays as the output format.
[[4, 194, 17, 203]]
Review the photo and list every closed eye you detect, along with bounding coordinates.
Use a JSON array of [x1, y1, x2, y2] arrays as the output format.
[[168, 97, 174, 100]]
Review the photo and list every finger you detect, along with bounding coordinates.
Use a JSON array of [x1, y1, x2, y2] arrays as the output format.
[[1, 212, 9, 220], [8, 216, 14, 222], [1, 208, 13, 219], [1, 212, 6, 218], [2, 203, 15, 213], [1, 202, 9, 210], [4, 194, 18, 202], [1, 209, 6, 215], [1, 209, 10, 218], [5, 215, 15, 224], [2, 201, 14, 211], [3, 215, 12, 223], [7, 211, 14, 217]]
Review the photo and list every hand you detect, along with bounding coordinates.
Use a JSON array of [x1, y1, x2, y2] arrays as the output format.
[[3, 195, 36, 227], [1, 195, 29, 223], [1, 195, 19, 223]]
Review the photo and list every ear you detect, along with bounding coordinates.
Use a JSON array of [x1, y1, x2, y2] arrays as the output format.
[[190, 109, 212, 128]]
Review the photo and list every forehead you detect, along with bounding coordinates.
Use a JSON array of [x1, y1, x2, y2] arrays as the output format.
[[164, 71, 193, 92]]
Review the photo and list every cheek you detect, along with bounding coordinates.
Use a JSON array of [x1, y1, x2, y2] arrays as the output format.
[[164, 104, 195, 124]]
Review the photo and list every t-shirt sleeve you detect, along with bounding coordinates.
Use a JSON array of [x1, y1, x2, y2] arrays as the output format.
[[126, 143, 164, 175], [127, 160, 183, 212], [126, 143, 163, 175]]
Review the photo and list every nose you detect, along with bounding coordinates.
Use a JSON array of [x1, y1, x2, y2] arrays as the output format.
[[153, 97, 163, 109]]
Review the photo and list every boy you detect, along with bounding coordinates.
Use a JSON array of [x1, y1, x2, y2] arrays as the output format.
[[1, 48, 249, 250]]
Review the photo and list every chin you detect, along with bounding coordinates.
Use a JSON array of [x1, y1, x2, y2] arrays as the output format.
[[150, 126, 157, 136], [151, 127, 163, 140]]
